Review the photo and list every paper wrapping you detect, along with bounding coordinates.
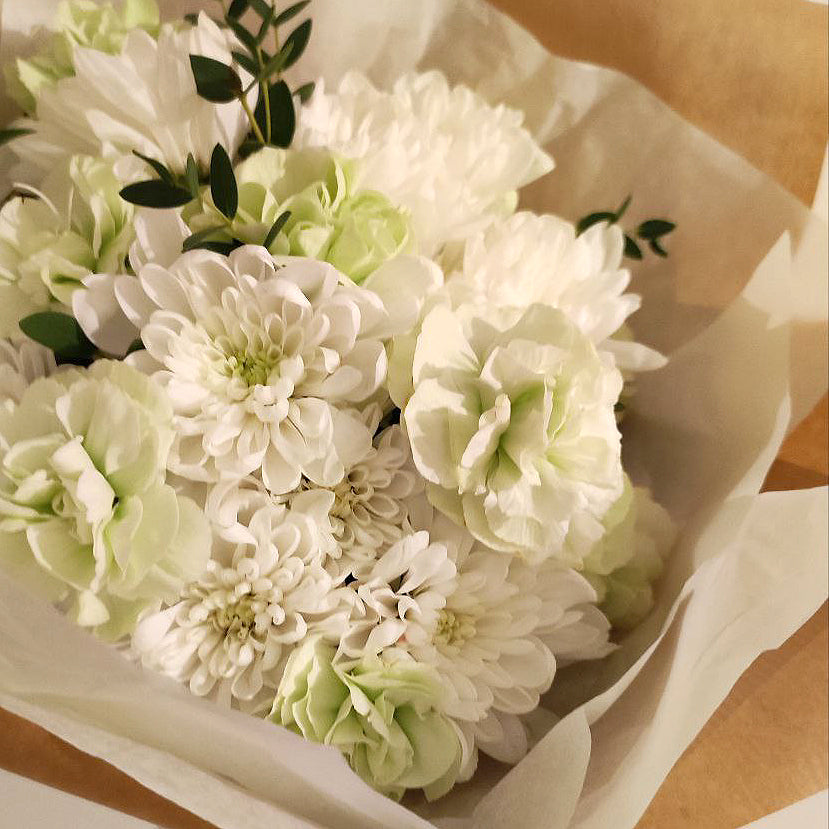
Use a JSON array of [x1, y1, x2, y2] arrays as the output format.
[[0, 2, 826, 828]]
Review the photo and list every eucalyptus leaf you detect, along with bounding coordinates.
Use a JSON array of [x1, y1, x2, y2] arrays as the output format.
[[251, 42, 294, 86], [227, 0, 249, 18], [256, 80, 295, 147], [210, 144, 238, 219], [190, 55, 243, 103], [576, 211, 616, 236], [280, 19, 311, 71], [183, 226, 228, 252], [232, 50, 259, 76], [649, 238, 669, 257], [614, 194, 632, 221], [185, 153, 200, 199], [275, 1, 311, 26], [187, 240, 239, 255], [120, 180, 193, 208], [0, 127, 34, 147], [263, 210, 291, 248], [226, 18, 259, 54], [624, 235, 643, 260], [294, 82, 315, 103], [247, 0, 272, 17], [132, 151, 173, 185], [256, 6, 276, 43], [19, 312, 97, 364], [637, 219, 676, 240]]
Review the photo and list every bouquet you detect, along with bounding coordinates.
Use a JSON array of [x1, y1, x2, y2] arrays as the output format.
[[0, 0, 825, 826]]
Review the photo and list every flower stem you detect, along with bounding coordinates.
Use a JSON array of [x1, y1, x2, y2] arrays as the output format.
[[240, 94, 265, 145]]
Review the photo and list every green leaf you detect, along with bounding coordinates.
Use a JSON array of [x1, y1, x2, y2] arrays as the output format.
[[280, 19, 311, 71], [255, 80, 295, 147], [232, 49, 259, 76], [183, 13, 199, 24], [19, 312, 97, 364], [263, 210, 291, 248], [186, 240, 239, 255], [274, 1, 311, 27], [614, 194, 632, 221], [576, 211, 616, 236], [132, 151, 173, 185], [250, 42, 294, 86], [0, 127, 34, 147], [256, 5, 276, 43], [184, 153, 200, 199], [649, 238, 669, 258], [226, 17, 259, 54], [190, 55, 243, 103], [637, 219, 676, 240], [210, 144, 238, 219], [227, 0, 250, 18], [247, 0, 273, 17], [294, 81, 315, 103], [624, 235, 643, 260], [182, 226, 228, 252], [120, 180, 193, 208], [126, 337, 144, 355]]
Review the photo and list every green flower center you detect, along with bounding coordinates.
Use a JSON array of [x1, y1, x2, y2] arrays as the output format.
[[225, 350, 277, 387], [434, 609, 476, 648], [215, 597, 257, 638]]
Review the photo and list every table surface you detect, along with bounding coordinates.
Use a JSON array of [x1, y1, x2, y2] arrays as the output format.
[[1, 1, 827, 828]]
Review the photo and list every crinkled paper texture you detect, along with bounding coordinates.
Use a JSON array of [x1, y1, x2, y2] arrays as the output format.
[[0, 1, 826, 828]]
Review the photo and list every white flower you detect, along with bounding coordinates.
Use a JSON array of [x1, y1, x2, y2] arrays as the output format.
[[133, 497, 341, 712], [361, 510, 613, 774], [446, 212, 666, 371], [117, 246, 388, 493], [9, 13, 251, 180], [296, 71, 553, 254], [0, 155, 135, 338], [404, 302, 625, 565], [0, 360, 210, 640], [582, 478, 676, 630], [340, 531, 458, 658], [290, 414, 424, 575], [0, 339, 56, 411], [5, 0, 160, 114]]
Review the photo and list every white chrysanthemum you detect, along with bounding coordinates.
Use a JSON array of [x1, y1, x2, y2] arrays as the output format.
[[116, 246, 387, 493], [0, 339, 56, 411], [295, 71, 553, 254], [404, 302, 625, 566], [397, 513, 611, 771], [10, 12, 251, 179], [340, 531, 458, 658], [291, 412, 424, 575], [447, 212, 665, 371], [133, 496, 342, 712]]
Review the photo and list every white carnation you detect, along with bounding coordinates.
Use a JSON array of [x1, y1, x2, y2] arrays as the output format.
[[116, 246, 387, 494], [404, 302, 625, 566], [295, 71, 553, 254], [447, 212, 665, 371], [0, 339, 56, 411], [10, 13, 251, 179]]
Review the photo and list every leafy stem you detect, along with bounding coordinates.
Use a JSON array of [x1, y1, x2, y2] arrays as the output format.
[[240, 94, 266, 144], [576, 195, 676, 260]]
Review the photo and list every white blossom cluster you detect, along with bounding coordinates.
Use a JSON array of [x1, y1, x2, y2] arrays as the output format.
[[0, 1, 675, 802]]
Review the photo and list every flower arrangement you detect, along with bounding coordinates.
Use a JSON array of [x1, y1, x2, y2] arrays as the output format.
[[0, 0, 823, 820]]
